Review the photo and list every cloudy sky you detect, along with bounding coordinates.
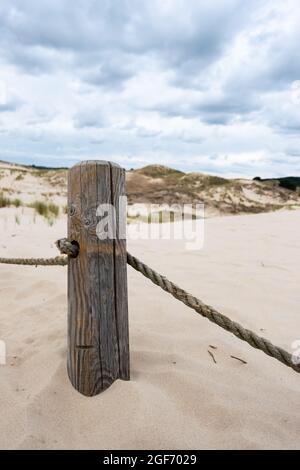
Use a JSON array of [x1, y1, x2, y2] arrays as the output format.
[[0, 0, 300, 177]]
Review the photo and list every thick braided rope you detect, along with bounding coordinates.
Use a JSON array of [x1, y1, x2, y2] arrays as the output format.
[[0, 239, 76, 266], [0, 256, 67, 266], [127, 252, 300, 373]]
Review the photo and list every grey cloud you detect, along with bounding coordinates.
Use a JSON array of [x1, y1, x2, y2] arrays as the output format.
[[197, 92, 260, 124], [0, 1, 260, 83], [74, 109, 106, 129], [89, 138, 104, 145], [149, 90, 260, 125], [136, 128, 161, 139], [200, 114, 232, 125], [260, 31, 300, 90], [1, 0, 297, 100], [276, 124, 300, 135], [179, 135, 204, 144], [221, 22, 300, 98], [4, 45, 59, 74], [285, 148, 300, 158], [0, 97, 22, 112], [82, 54, 134, 90], [0, 102, 18, 112], [267, 105, 300, 136]]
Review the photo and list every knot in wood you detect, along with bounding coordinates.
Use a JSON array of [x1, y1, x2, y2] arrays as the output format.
[[69, 204, 76, 217]]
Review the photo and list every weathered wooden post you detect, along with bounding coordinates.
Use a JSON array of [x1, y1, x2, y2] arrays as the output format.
[[67, 161, 129, 396]]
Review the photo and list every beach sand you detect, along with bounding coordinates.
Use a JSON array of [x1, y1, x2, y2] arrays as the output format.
[[0, 209, 300, 449]]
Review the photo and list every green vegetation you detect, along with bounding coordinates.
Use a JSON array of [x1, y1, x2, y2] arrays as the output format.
[[138, 165, 184, 179], [0, 190, 60, 223], [15, 173, 24, 181], [28, 200, 48, 216], [31, 169, 50, 178], [47, 217, 55, 227], [278, 177, 300, 192], [29, 200, 60, 218], [48, 202, 59, 217], [0, 193, 22, 208], [9, 168, 28, 176], [12, 198, 22, 208], [1, 187, 12, 193], [204, 175, 230, 186], [128, 211, 178, 224], [0, 193, 11, 207], [253, 176, 300, 192], [30, 164, 68, 171]]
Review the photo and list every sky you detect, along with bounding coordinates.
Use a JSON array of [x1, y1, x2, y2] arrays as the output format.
[[0, 0, 300, 177]]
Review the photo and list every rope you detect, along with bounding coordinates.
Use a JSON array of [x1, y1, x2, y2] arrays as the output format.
[[0, 256, 67, 266], [127, 252, 300, 374], [0, 238, 298, 373], [0, 239, 76, 266]]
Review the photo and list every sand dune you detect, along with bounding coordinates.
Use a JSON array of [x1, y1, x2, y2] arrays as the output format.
[[1, 160, 300, 218], [0, 209, 300, 449]]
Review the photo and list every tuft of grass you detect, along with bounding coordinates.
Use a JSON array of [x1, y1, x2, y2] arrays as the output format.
[[0, 193, 23, 208], [147, 210, 176, 224], [138, 165, 184, 179], [204, 175, 230, 186], [0, 193, 11, 207], [15, 174, 24, 181], [48, 202, 59, 217], [15, 214, 20, 225], [29, 201, 49, 217], [31, 169, 49, 178], [12, 198, 22, 208], [29, 200, 60, 219]]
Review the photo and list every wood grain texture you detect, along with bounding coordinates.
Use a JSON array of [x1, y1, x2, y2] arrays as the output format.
[[110, 163, 130, 380], [68, 161, 130, 396]]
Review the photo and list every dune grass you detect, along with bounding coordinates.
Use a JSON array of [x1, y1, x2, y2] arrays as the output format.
[[0, 193, 11, 208], [0, 193, 22, 208], [0, 193, 60, 222], [29, 200, 60, 218]]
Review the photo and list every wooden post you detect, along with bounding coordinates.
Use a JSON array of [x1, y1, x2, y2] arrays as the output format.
[[67, 161, 129, 396]]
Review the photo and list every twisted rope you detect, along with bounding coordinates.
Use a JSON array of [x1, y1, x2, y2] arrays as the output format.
[[127, 252, 300, 374], [0, 238, 298, 373], [0, 239, 76, 266], [0, 256, 67, 266]]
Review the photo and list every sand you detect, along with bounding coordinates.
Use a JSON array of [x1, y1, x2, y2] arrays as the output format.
[[0, 208, 300, 449]]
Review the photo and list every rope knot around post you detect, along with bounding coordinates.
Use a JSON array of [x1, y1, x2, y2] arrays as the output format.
[[56, 238, 80, 258]]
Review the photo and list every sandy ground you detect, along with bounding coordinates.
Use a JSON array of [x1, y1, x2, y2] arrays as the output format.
[[0, 209, 300, 449]]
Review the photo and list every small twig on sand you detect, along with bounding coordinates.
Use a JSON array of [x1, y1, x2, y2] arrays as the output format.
[[208, 350, 217, 364], [209, 345, 217, 349], [230, 355, 247, 364]]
